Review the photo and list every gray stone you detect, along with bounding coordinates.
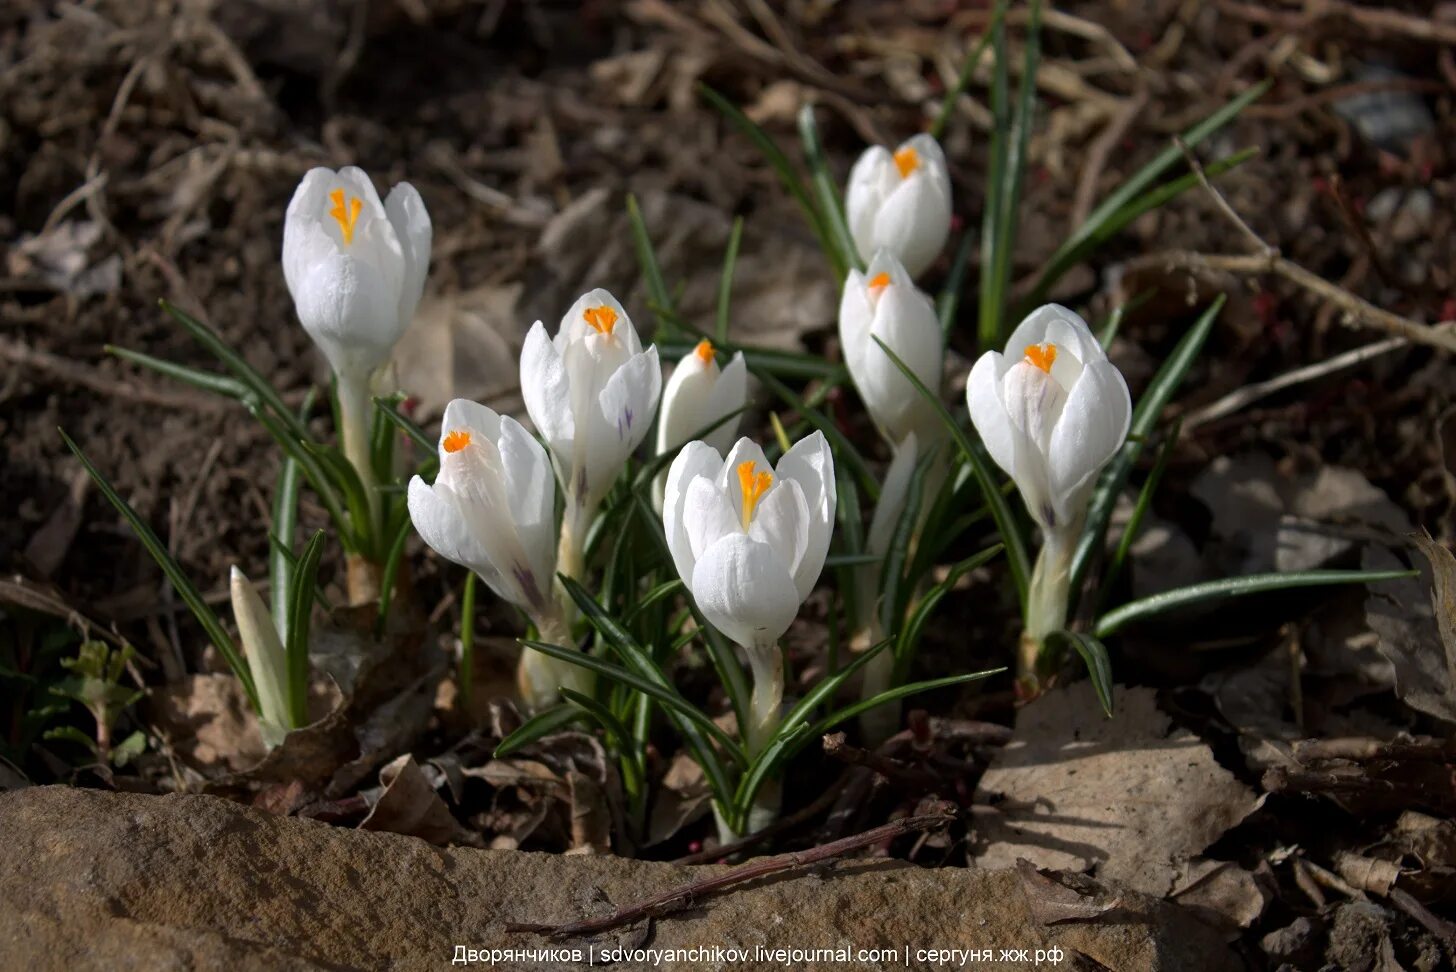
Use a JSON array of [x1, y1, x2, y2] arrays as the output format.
[[0, 786, 1241, 971]]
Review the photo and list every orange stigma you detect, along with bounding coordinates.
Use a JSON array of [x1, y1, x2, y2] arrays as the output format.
[[583, 305, 618, 336], [736, 461, 773, 528], [1023, 342, 1058, 374], [694, 339, 715, 365], [442, 429, 471, 453], [867, 272, 891, 293], [893, 146, 920, 178], [328, 189, 363, 244]]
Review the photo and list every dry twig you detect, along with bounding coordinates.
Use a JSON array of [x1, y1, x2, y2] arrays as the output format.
[[506, 803, 959, 937]]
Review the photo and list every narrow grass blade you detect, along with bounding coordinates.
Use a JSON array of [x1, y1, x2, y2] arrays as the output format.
[[799, 102, 861, 274], [716, 216, 744, 344], [930, 1, 1006, 140], [160, 300, 311, 443], [60, 429, 257, 707], [1094, 569, 1417, 638], [699, 84, 839, 276], [493, 704, 581, 757], [374, 510, 414, 638], [1098, 420, 1179, 610], [780, 637, 892, 731], [976, 4, 1011, 349], [1026, 80, 1269, 304], [790, 669, 1006, 757], [937, 228, 976, 341], [893, 544, 1003, 683], [754, 367, 879, 502], [374, 397, 435, 453], [1068, 295, 1224, 601], [284, 530, 325, 726], [626, 193, 676, 335], [733, 721, 809, 832], [980, 0, 1042, 348], [106, 345, 251, 400], [1047, 630, 1114, 716], [878, 452, 930, 635], [459, 572, 477, 708], [871, 336, 1030, 601]]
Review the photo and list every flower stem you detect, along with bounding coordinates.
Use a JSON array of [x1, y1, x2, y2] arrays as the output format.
[[337, 373, 382, 605], [1021, 524, 1077, 691], [517, 607, 593, 711]]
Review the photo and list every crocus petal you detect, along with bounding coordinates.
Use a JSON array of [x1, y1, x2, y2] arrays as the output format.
[[846, 146, 894, 262], [748, 478, 811, 597], [497, 415, 557, 590], [773, 431, 836, 598], [520, 320, 574, 461], [966, 351, 1018, 478], [702, 352, 748, 455], [864, 432, 919, 560], [1047, 358, 1132, 522], [690, 533, 801, 651], [407, 474, 501, 590], [1004, 304, 1104, 368], [873, 176, 951, 278], [560, 288, 641, 355], [384, 181, 432, 327], [684, 475, 741, 564], [664, 441, 723, 584]]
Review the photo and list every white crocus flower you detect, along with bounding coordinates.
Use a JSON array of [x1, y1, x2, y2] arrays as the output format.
[[653, 339, 748, 510], [846, 134, 952, 278], [838, 250, 944, 447], [662, 433, 835, 754], [966, 304, 1131, 674], [229, 566, 293, 748], [407, 398, 589, 710], [283, 166, 432, 554], [520, 289, 662, 583]]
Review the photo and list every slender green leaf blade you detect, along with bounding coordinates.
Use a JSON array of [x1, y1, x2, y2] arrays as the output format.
[[493, 704, 582, 757], [1048, 630, 1114, 716], [284, 530, 325, 726]]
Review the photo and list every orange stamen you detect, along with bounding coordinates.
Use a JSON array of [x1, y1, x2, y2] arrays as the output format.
[[443, 429, 472, 453], [736, 460, 773, 528], [1023, 342, 1058, 374], [694, 339, 715, 365], [328, 189, 363, 244], [583, 305, 618, 336], [867, 272, 891, 293], [893, 146, 920, 179]]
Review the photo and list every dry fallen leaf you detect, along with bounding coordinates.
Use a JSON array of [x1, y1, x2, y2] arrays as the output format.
[[359, 754, 462, 846], [1364, 544, 1456, 724], [1015, 858, 1123, 926], [974, 682, 1261, 896]]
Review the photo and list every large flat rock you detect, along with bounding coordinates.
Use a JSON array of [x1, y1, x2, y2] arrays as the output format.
[[0, 786, 1240, 970]]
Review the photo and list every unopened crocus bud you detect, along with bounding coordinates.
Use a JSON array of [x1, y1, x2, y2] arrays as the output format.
[[838, 251, 943, 447], [845, 134, 952, 278], [229, 566, 291, 748], [966, 304, 1131, 535], [407, 398, 588, 710], [656, 339, 748, 458]]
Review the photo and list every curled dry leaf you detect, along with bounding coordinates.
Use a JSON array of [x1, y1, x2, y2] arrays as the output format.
[[1170, 859, 1275, 935], [1015, 858, 1123, 926], [1364, 543, 1456, 724], [359, 754, 465, 846]]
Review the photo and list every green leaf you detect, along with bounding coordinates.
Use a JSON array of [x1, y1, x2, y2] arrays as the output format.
[[1047, 630, 1114, 716], [780, 638, 892, 733], [1026, 79, 1269, 305], [60, 430, 257, 707], [269, 418, 306, 643], [893, 544, 1003, 683], [1094, 568, 1418, 638], [160, 300, 311, 443], [699, 84, 841, 278], [622, 578, 685, 624], [493, 704, 582, 757], [937, 228, 976, 341], [798, 102, 861, 274], [459, 572, 477, 709], [976, 1, 1012, 349], [930, 2, 1006, 141], [732, 720, 810, 832], [1068, 295, 1224, 601], [284, 530, 325, 728], [245, 402, 355, 550], [626, 193, 676, 336], [980, 0, 1042, 348], [870, 336, 1031, 602], [1098, 420, 1179, 611], [106, 345, 251, 401], [373, 510, 414, 638], [374, 397, 435, 454], [879, 450, 931, 636], [791, 668, 1006, 756], [754, 366, 879, 502], [521, 638, 741, 801], [716, 216, 744, 344]]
